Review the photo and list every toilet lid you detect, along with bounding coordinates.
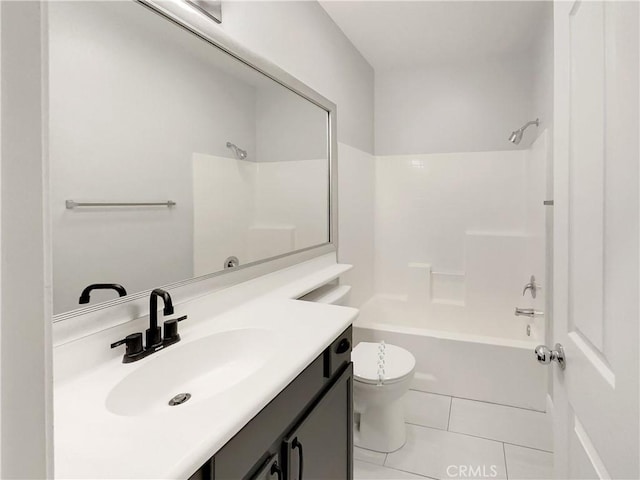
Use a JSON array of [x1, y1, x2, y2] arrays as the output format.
[[352, 342, 416, 385]]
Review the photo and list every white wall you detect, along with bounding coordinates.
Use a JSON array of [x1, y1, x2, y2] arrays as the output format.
[[1, 2, 53, 477], [220, 1, 375, 154], [375, 56, 535, 155], [531, 7, 554, 143], [255, 83, 328, 163], [338, 143, 375, 307]]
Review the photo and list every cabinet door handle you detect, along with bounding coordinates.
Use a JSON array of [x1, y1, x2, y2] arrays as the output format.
[[250, 454, 281, 480], [292, 438, 304, 480], [270, 461, 282, 480], [336, 338, 350, 354]]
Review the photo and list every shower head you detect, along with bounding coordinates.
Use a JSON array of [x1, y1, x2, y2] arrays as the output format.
[[226, 141, 248, 160], [508, 118, 540, 145], [509, 130, 523, 144]]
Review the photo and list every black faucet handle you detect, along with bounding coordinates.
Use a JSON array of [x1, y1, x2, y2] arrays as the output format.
[[163, 315, 187, 341], [111, 333, 143, 358], [146, 327, 163, 349]]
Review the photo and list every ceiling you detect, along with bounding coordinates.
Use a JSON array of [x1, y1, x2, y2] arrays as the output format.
[[319, 1, 551, 71]]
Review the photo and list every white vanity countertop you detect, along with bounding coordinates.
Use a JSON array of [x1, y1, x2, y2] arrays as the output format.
[[54, 258, 357, 479]]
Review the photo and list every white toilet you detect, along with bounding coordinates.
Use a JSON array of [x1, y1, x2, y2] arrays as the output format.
[[351, 341, 415, 452], [301, 284, 416, 453]]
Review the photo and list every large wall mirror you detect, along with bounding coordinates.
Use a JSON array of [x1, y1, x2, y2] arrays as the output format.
[[49, 1, 334, 317]]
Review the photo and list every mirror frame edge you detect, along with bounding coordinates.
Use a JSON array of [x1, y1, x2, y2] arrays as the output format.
[[51, 0, 338, 325]]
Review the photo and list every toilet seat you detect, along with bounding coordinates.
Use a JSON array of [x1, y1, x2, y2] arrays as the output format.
[[352, 342, 416, 385]]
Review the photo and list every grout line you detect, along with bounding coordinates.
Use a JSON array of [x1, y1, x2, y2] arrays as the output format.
[[407, 389, 553, 452], [452, 397, 547, 415], [353, 455, 385, 467], [379, 463, 436, 480], [445, 428, 553, 453], [448, 395, 547, 414], [503, 443, 510, 480], [500, 442, 554, 454], [408, 389, 452, 400], [407, 422, 502, 446], [358, 450, 429, 479], [406, 421, 448, 432], [405, 422, 553, 453], [409, 389, 546, 414]]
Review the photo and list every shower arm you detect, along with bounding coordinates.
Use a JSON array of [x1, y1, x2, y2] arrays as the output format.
[[518, 119, 540, 132]]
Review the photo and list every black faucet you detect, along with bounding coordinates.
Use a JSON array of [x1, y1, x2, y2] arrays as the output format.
[[79, 283, 127, 304], [110, 288, 186, 363], [147, 288, 174, 348]]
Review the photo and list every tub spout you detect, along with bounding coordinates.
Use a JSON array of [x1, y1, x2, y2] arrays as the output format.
[[515, 307, 544, 318]]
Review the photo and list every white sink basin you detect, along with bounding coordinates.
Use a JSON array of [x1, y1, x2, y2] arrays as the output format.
[[106, 328, 279, 417]]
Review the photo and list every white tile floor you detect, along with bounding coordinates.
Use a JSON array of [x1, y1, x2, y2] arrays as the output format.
[[354, 390, 554, 480]]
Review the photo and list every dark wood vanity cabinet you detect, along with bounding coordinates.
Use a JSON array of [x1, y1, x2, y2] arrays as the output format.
[[189, 326, 353, 480], [282, 365, 353, 480]]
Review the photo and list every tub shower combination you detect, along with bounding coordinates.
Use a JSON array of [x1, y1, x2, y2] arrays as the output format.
[[354, 293, 547, 412], [353, 130, 550, 414]]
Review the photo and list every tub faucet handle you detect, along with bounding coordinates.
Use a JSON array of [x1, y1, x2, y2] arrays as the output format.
[[522, 275, 540, 298]]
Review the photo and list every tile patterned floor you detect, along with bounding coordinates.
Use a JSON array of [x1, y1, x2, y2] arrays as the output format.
[[354, 390, 554, 480]]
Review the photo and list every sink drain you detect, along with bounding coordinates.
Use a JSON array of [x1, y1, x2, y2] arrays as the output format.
[[168, 393, 191, 406]]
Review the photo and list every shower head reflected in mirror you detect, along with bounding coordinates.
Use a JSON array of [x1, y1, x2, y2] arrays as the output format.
[[509, 118, 539, 145], [226, 141, 248, 160]]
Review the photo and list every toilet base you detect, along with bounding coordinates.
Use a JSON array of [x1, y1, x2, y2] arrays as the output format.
[[354, 398, 406, 453]]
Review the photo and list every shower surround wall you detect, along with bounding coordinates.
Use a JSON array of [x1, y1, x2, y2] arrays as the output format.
[[373, 147, 546, 340], [357, 136, 549, 410], [370, 42, 551, 336], [192, 156, 328, 276]]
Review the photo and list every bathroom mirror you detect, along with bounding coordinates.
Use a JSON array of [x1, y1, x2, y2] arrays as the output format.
[[49, 1, 334, 317]]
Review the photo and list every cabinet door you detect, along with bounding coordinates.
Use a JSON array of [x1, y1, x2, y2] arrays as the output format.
[[283, 364, 353, 480]]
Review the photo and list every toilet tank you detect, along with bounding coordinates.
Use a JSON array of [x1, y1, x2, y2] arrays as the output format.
[[299, 284, 352, 306]]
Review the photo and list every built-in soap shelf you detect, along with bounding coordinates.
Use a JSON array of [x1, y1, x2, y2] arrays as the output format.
[[431, 271, 466, 305], [407, 263, 466, 306], [407, 231, 531, 311]]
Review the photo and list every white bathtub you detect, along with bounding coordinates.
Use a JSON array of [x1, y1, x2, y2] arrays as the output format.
[[353, 294, 548, 412]]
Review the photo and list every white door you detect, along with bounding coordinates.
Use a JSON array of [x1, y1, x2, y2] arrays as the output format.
[[553, 1, 639, 478]]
